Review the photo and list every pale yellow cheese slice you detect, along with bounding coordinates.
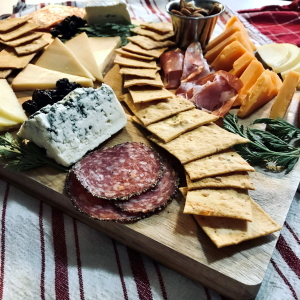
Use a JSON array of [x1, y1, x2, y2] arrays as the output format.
[[65, 32, 103, 82], [35, 38, 95, 80], [88, 36, 121, 80], [0, 79, 27, 123], [12, 64, 93, 91]]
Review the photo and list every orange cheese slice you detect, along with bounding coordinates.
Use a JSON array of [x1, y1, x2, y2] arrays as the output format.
[[204, 31, 252, 63], [230, 52, 257, 77], [237, 70, 274, 118], [269, 70, 300, 119], [210, 41, 248, 72], [234, 60, 265, 106]]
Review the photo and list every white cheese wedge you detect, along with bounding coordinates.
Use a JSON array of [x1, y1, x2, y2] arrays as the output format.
[[17, 85, 127, 167], [88, 36, 121, 80], [0, 79, 27, 123], [35, 38, 95, 81], [0, 115, 20, 131], [85, 0, 131, 25], [273, 44, 300, 74], [12, 64, 94, 91], [65, 32, 103, 82]]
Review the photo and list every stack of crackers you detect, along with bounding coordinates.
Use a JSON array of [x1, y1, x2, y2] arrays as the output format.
[[121, 91, 281, 248], [0, 17, 49, 79], [114, 22, 176, 103]]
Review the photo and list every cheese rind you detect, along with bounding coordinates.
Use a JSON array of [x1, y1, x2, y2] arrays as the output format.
[[35, 38, 95, 80], [17, 85, 127, 167], [0, 79, 27, 123], [12, 64, 93, 91]]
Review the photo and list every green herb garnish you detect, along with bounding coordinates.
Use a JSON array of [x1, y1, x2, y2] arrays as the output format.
[[0, 133, 68, 172], [223, 113, 300, 174], [78, 23, 137, 46]]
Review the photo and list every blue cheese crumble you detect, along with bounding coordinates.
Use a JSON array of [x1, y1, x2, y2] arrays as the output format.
[[17, 84, 127, 167]]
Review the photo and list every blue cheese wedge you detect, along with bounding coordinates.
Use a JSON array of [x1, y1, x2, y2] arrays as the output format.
[[17, 84, 127, 167]]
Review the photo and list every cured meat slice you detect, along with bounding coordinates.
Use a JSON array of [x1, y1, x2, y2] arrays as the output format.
[[160, 49, 184, 89], [66, 171, 142, 222], [115, 161, 178, 213], [180, 42, 211, 83], [73, 142, 162, 200]]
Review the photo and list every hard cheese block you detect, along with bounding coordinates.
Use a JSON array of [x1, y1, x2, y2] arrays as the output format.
[[35, 38, 95, 80], [17, 84, 127, 166], [85, 0, 131, 25], [12, 64, 93, 91], [0, 79, 27, 123]]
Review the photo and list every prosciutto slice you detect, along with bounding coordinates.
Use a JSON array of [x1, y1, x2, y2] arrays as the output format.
[[160, 49, 184, 89], [180, 42, 211, 83]]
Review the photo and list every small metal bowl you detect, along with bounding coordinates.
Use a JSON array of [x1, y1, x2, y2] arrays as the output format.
[[166, 0, 225, 50]]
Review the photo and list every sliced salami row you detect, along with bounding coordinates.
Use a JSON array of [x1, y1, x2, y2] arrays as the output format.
[[66, 142, 179, 222]]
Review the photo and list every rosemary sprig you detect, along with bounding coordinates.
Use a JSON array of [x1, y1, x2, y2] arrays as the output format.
[[0, 133, 68, 172], [223, 113, 300, 174]]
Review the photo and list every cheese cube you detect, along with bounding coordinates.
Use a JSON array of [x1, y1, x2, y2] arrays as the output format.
[[17, 84, 127, 166]]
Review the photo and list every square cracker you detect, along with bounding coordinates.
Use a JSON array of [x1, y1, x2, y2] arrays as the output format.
[[124, 72, 164, 88], [127, 35, 175, 50], [119, 67, 157, 79], [184, 150, 255, 180], [186, 172, 255, 190], [0, 22, 39, 42], [146, 108, 218, 143], [130, 27, 174, 41], [115, 48, 154, 60], [184, 189, 253, 222], [114, 54, 157, 69], [0, 17, 29, 32], [148, 123, 250, 164], [122, 93, 195, 126], [1, 32, 43, 47], [141, 22, 173, 34], [14, 37, 49, 55], [128, 86, 174, 103], [122, 42, 167, 58], [0, 69, 13, 79], [194, 198, 281, 248], [0, 48, 35, 68]]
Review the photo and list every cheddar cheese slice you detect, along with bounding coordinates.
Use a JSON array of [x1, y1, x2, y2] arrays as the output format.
[[12, 64, 93, 91], [269, 70, 300, 119], [229, 52, 257, 77], [210, 41, 248, 72], [0, 79, 27, 123], [65, 32, 103, 82], [234, 60, 265, 106], [205, 31, 252, 63], [35, 38, 95, 80]]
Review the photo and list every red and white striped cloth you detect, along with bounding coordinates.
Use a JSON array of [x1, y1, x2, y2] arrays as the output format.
[[1, 1, 300, 300]]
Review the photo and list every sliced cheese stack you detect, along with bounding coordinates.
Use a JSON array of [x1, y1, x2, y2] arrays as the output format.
[[12, 35, 121, 90], [0, 79, 27, 130], [0, 17, 50, 79], [114, 22, 175, 104], [205, 15, 283, 118]]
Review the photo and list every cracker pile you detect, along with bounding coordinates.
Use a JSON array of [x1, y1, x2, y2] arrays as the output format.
[[114, 22, 175, 103], [115, 22, 281, 248], [0, 17, 49, 79]]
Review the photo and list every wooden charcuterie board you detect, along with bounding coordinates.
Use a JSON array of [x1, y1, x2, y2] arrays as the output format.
[[0, 84, 300, 299]]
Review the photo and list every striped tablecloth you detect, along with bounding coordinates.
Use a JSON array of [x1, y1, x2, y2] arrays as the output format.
[[1, 1, 300, 299]]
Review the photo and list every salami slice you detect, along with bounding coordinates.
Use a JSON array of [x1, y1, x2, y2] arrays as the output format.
[[115, 161, 178, 213], [66, 171, 143, 222], [72, 142, 162, 200]]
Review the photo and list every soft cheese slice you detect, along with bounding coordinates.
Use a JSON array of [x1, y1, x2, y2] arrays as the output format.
[[17, 85, 127, 167], [0, 79, 27, 123], [88, 36, 121, 81], [12, 64, 93, 91], [35, 38, 95, 80], [65, 33, 103, 82]]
